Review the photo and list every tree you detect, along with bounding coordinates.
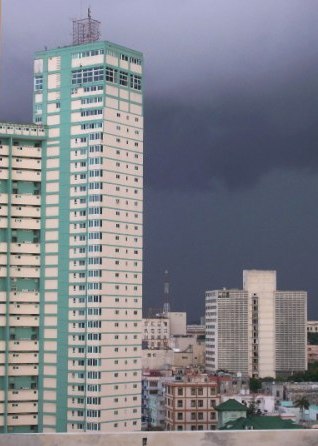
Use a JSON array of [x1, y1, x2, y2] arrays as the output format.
[[249, 378, 262, 393], [294, 397, 310, 421]]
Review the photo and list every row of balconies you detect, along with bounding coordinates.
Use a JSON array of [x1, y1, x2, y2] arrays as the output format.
[[5, 389, 38, 401], [0, 291, 39, 303], [0, 315, 39, 327], [0, 414, 38, 426], [0, 364, 38, 376], [0, 340, 39, 352], [0, 255, 40, 267], [11, 146, 41, 159], [0, 243, 40, 254], [0, 266, 40, 278], [7, 352, 39, 363], [0, 217, 40, 230], [6, 170, 41, 182], [11, 159, 41, 170], [0, 302, 39, 314]]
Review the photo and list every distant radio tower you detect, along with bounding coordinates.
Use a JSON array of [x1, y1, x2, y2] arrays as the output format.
[[163, 270, 171, 315], [72, 7, 101, 45]]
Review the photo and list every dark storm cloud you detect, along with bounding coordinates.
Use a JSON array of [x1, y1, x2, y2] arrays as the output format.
[[2, 0, 318, 319], [145, 55, 318, 191], [2, 0, 316, 191]]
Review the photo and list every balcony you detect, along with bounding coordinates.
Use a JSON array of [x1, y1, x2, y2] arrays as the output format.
[[10, 291, 40, 303], [7, 413, 38, 425], [11, 159, 41, 170], [11, 170, 41, 182], [8, 315, 40, 327], [12, 146, 41, 158], [11, 194, 41, 206], [11, 218, 40, 230], [9, 352, 39, 363], [10, 254, 40, 267], [0, 170, 9, 180], [11, 206, 40, 219], [7, 401, 38, 414], [10, 243, 40, 254], [8, 364, 38, 376], [8, 389, 38, 401], [9, 303, 39, 315], [0, 193, 8, 204], [9, 340, 39, 352], [10, 266, 40, 278]]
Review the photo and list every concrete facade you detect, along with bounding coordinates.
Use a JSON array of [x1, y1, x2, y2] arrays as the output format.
[[307, 321, 318, 332], [0, 122, 46, 433], [164, 374, 219, 431], [143, 317, 170, 349], [0, 431, 315, 446], [205, 270, 307, 378], [33, 40, 143, 432]]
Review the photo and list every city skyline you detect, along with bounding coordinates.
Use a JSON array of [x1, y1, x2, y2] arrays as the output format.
[[1, 0, 318, 321]]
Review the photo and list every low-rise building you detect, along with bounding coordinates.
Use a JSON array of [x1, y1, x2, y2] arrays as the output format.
[[216, 399, 247, 429], [221, 393, 275, 415], [307, 321, 318, 333], [142, 370, 169, 430], [164, 373, 220, 431], [307, 345, 318, 363], [143, 317, 170, 349], [283, 382, 318, 405]]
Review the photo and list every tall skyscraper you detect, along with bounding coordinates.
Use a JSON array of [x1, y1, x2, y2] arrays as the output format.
[[0, 122, 46, 433], [33, 16, 144, 432], [205, 270, 307, 378]]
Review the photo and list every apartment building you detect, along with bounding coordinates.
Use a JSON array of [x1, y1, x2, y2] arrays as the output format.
[[143, 317, 170, 349], [0, 122, 46, 433], [164, 373, 219, 431], [307, 321, 318, 333], [205, 270, 307, 378], [33, 30, 143, 431]]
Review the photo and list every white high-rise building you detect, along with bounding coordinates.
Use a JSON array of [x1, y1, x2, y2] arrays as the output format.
[[205, 270, 307, 378], [32, 19, 144, 432]]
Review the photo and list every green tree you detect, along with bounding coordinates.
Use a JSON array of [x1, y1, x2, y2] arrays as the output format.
[[294, 397, 310, 421], [249, 378, 262, 393]]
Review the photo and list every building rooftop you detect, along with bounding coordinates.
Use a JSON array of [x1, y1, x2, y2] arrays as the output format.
[[216, 399, 247, 412], [0, 122, 46, 138], [221, 415, 301, 430]]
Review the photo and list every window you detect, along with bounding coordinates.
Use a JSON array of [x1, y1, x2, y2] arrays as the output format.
[[106, 67, 117, 83], [72, 49, 104, 59], [72, 66, 104, 84], [119, 71, 128, 86], [34, 75, 43, 91], [130, 74, 142, 90]]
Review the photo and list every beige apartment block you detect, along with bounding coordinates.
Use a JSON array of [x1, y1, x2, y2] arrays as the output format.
[[0, 122, 46, 433], [143, 317, 170, 349], [164, 373, 219, 431], [206, 270, 307, 378]]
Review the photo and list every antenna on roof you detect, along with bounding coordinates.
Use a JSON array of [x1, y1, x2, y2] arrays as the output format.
[[72, 7, 101, 45], [163, 270, 171, 315]]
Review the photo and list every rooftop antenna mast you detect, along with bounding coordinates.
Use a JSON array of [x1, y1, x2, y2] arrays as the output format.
[[72, 7, 101, 45], [163, 270, 171, 315]]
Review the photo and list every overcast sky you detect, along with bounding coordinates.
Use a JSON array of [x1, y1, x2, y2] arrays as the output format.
[[1, 0, 318, 320]]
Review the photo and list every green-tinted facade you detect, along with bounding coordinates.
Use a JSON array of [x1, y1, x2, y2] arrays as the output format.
[[33, 39, 143, 432], [0, 122, 46, 433]]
